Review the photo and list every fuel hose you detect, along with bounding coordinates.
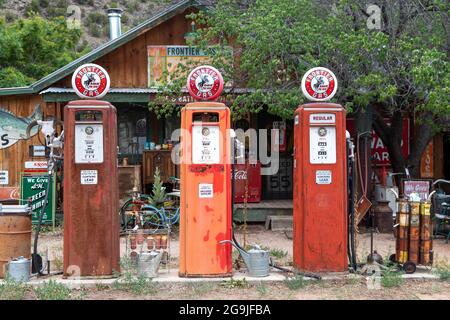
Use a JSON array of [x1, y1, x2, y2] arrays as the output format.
[[32, 172, 51, 276]]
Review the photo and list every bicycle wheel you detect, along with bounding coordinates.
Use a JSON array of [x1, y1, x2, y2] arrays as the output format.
[[119, 194, 151, 231], [141, 205, 166, 229], [163, 194, 180, 225]]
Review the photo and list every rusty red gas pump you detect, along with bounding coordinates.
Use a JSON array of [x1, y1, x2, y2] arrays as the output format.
[[293, 67, 348, 272], [178, 66, 232, 277], [63, 64, 120, 277]]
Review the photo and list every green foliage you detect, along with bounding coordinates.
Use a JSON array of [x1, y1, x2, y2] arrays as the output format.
[[114, 272, 157, 295], [220, 278, 250, 289], [75, 0, 94, 5], [39, 0, 50, 8], [381, 267, 404, 288], [34, 280, 71, 300], [269, 248, 288, 259], [0, 14, 86, 87], [0, 275, 29, 300], [113, 258, 158, 296], [284, 272, 307, 290], [0, 67, 33, 87], [256, 281, 268, 296], [149, 167, 167, 205], [151, 0, 449, 128], [26, 0, 41, 16], [126, 1, 140, 13], [3, 11, 17, 23], [434, 259, 450, 281], [86, 12, 108, 38]]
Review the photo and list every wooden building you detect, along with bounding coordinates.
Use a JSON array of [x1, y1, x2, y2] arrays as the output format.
[[0, 0, 447, 216]]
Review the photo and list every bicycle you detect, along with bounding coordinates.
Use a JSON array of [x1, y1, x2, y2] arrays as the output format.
[[119, 178, 180, 233], [431, 179, 450, 243]]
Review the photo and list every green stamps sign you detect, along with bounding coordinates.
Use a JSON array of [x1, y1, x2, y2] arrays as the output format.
[[20, 174, 55, 226]]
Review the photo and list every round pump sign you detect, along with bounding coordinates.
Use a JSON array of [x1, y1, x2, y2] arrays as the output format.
[[187, 65, 224, 101], [301, 67, 338, 101], [72, 63, 110, 99]]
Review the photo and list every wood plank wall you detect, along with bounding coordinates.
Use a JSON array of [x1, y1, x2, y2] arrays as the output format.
[[0, 95, 58, 187]]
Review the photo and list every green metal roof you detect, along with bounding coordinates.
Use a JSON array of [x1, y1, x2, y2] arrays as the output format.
[[0, 0, 200, 96]]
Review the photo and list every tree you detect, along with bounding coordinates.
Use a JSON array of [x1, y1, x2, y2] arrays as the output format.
[[328, 0, 449, 177], [0, 14, 88, 87], [152, 0, 449, 178]]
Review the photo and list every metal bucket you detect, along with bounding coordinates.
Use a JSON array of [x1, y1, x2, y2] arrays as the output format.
[[246, 249, 271, 277], [0, 204, 32, 278], [5, 256, 31, 282], [137, 251, 163, 278]]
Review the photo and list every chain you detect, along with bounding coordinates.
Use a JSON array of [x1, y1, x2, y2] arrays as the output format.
[[354, 189, 359, 255], [243, 162, 249, 249]]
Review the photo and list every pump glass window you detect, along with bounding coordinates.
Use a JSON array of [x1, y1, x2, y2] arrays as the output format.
[[309, 126, 336, 164], [75, 111, 103, 122], [191, 112, 220, 164]]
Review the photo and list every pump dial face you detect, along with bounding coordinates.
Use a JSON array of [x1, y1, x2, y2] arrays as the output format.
[[202, 127, 210, 136], [85, 126, 94, 135], [318, 127, 327, 137], [187, 65, 224, 101]]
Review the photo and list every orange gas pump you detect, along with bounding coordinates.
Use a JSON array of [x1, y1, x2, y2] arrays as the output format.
[[63, 64, 119, 277], [293, 68, 348, 273], [179, 66, 232, 277]]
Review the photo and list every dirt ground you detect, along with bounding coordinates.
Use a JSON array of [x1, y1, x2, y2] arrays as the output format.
[[30, 224, 450, 300]]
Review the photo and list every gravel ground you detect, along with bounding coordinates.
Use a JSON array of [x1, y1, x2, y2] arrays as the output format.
[[24, 224, 450, 300]]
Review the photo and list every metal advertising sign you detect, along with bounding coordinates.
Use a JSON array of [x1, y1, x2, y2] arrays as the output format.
[[0, 105, 42, 149], [20, 174, 56, 225], [301, 67, 338, 101], [403, 180, 431, 202], [0, 170, 8, 185], [187, 65, 224, 101], [346, 118, 410, 166], [71, 63, 110, 99]]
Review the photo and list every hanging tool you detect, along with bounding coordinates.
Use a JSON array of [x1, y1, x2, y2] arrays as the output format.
[[26, 118, 64, 276], [346, 131, 358, 271]]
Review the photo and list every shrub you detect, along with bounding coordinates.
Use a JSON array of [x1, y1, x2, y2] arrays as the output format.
[[284, 273, 306, 290], [0, 275, 29, 300], [381, 267, 404, 288], [34, 280, 72, 300]]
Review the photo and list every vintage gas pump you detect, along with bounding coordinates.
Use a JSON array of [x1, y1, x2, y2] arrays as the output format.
[[179, 66, 232, 277], [293, 67, 348, 272], [63, 64, 120, 277]]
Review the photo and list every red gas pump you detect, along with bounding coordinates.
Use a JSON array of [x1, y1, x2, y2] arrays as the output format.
[[63, 64, 119, 277], [293, 68, 348, 272]]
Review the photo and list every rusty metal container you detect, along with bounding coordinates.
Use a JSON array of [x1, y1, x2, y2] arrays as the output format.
[[0, 205, 32, 278], [408, 202, 421, 264], [396, 199, 409, 263], [374, 200, 393, 233], [419, 202, 432, 265]]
